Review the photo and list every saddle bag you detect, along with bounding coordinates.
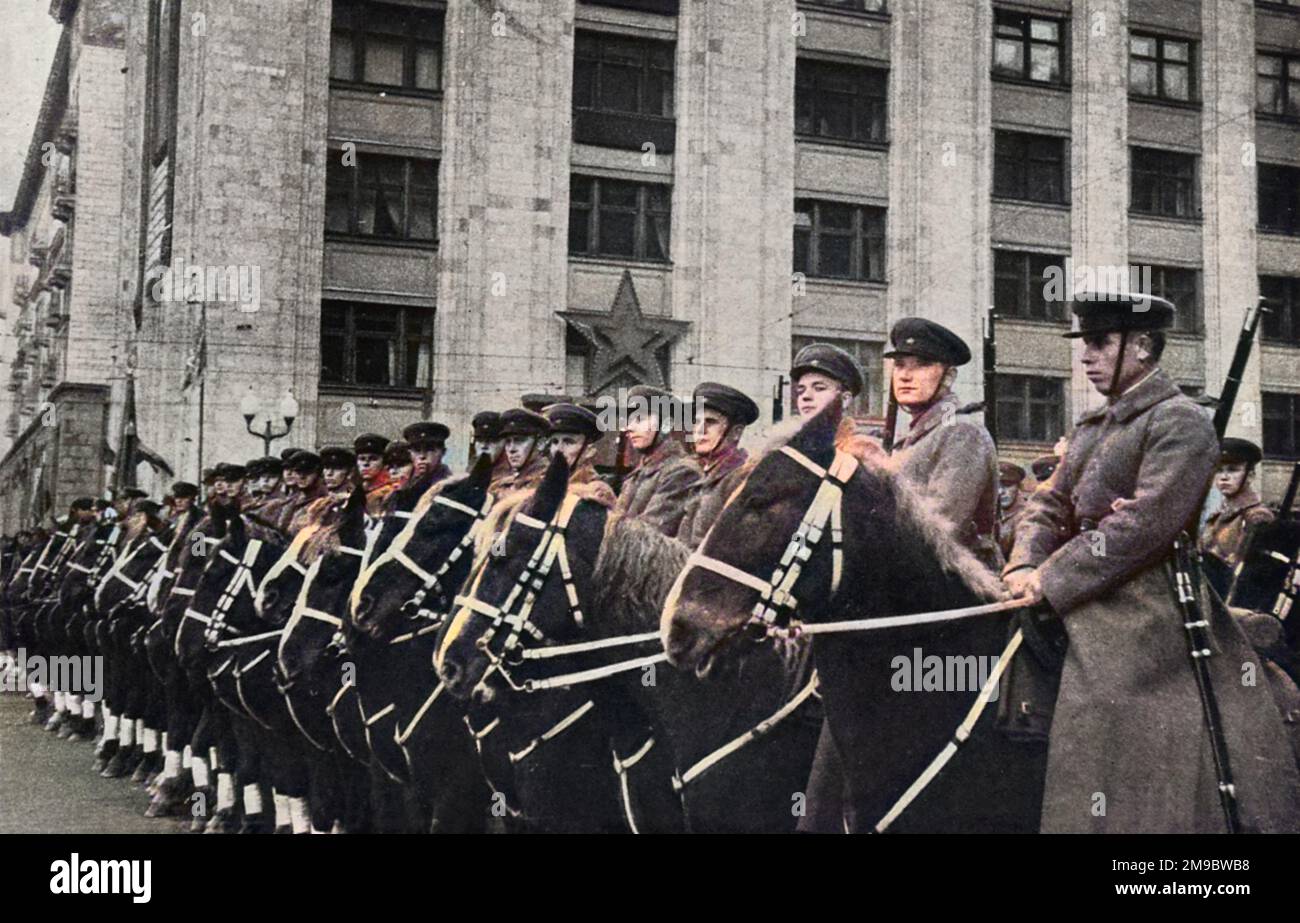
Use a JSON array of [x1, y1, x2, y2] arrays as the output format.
[[994, 605, 1066, 743]]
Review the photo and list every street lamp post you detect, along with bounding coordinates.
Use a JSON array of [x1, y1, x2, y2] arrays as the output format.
[[240, 386, 300, 457]]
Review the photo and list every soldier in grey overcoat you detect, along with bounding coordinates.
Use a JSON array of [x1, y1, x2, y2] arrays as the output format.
[[887, 318, 1002, 571], [677, 382, 760, 550], [613, 385, 700, 539], [1005, 292, 1300, 833]]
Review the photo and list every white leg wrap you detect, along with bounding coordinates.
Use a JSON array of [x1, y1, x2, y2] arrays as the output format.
[[67, 694, 81, 713], [29, 681, 45, 698], [134, 718, 145, 742], [273, 792, 290, 828], [103, 714, 119, 743], [209, 747, 219, 770], [191, 757, 210, 788], [182, 745, 193, 769], [81, 700, 95, 719], [216, 774, 234, 810], [54, 691, 66, 711], [243, 784, 263, 815], [290, 798, 311, 834], [142, 728, 159, 754], [119, 720, 135, 747], [163, 750, 182, 779]]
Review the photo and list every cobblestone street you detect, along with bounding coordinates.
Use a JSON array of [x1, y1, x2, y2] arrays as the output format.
[[0, 694, 184, 834]]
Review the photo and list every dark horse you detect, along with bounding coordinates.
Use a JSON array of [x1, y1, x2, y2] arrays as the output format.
[[661, 405, 1048, 833], [436, 456, 821, 833]]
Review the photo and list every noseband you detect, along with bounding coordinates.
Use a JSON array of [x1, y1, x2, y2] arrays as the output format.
[[673, 446, 859, 635], [451, 493, 585, 680]]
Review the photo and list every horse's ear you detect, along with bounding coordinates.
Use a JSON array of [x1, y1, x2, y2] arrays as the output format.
[[527, 453, 570, 521], [789, 401, 840, 466], [466, 452, 494, 489]]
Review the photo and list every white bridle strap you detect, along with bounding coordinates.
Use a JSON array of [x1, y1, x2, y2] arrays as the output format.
[[296, 606, 344, 628], [683, 552, 774, 596], [432, 494, 482, 518], [391, 547, 440, 586]]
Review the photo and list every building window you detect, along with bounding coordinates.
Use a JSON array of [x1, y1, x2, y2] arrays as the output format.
[[795, 58, 888, 145], [583, 0, 681, 13], [996, 374, 1066, 443], [800, 0, 886, 11], [1263, 391, 1300, 460], [320, 301, 432, 390], [1259, 163, 1300, 235], [1257, 52, 1300, 119], [793, 199, 886, 282], [1129, 33, 1194, 102], [326, 152, 438, 243], [330, 1, 443, 93], [993, 9, 1065, 84], [568, 175, 671, 262], [1131, 147, 1196, 218], [1261, 275, 1300, 346], [993, 250, 1067, 322], [993, 131, 1067, 204], [572, 32, 676, 152], [792, 335, 882, 416], [1139, 265, 1202, 333]]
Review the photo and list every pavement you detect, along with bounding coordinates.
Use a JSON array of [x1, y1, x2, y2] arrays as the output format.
[[0, 693, 185, 834]]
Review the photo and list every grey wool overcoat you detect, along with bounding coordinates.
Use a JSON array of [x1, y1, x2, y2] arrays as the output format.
[[1007, 370, 1300, 833]]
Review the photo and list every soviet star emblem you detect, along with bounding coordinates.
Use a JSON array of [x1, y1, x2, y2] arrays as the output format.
[[559, 270, 690, 395]]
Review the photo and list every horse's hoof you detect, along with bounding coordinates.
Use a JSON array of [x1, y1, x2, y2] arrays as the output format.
[[238, 815, 273, 835], [44, 711, 65, 733], [203, 810, 238, 834], [100, 745, 136, 778], [273, 825, 293, 835], [91, 740, 118, 773]]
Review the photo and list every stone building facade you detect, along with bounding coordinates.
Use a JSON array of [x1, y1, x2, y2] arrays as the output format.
[[2, 0, 1300, 527], [0, 0, 126, 531]]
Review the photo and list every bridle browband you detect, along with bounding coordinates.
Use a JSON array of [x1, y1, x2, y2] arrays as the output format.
[[670, 445, 859, 636]]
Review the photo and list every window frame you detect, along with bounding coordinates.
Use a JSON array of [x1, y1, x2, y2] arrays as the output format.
[[319, 300, 434, 392], [1261, 275, 1300, 346], [568, 174, 673, 264], [995, 373, 1067, 444], [1259, 162, 1300, 235], [573, 30, 675, 119], [993, 130, 1068, 205], [1263, 391, 1300, 460], [993, 249, 1068, 322], [1256, 50, 1300, 120], [793, 198, 887, 282], [1140, 264, 1203, 334], [1130, 146, 1198, 219], [795, 57, 889, 147], [992, 8, 1068, 86], [330, 0, 444, 96], [1128, 31, 1196, 103], [325, 151, 439, 245]]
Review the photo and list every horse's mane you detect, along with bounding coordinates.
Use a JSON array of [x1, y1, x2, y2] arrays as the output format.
[[472, 480, 617, 562], [754, 416, 1005, 601], [590, 514, 688, 634]]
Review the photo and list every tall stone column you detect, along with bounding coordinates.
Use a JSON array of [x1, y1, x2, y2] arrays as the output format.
[[434, 1, 576, 454], [1201, 0, 1260, 444], [1070, 0, 1130, 419], [887, 0, 994, 413], [671, 0, 795, 422]]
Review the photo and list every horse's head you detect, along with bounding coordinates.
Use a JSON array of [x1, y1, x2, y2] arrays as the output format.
[[276, 488, 371, 689], [661, 403, 866, 672], [95, 530, 170, 616], [435, 454, 606, 701], [350, 455, 493, 640], [176, 513, 285, 667]]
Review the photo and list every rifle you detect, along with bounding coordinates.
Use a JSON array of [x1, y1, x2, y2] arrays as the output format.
[[610, 430, 632, 495], [1212, 298, 1268, 437], [984, 304, 998, 443], [1280, 461, 1300, 520], [1173, 300, 1270, 834], [772, 375, 786, 424], [882, 383, 899, 454]]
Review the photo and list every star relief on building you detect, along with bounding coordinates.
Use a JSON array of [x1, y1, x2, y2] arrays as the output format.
[[559, 270, 689, 395]]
